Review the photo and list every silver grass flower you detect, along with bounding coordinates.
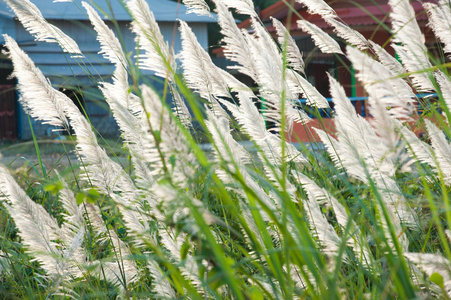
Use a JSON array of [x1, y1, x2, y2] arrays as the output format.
[[4, 0, 82, 55], [220, 0, 256, 17], [324, 16, 368, 51], [347, 46, 415, 121], [295, 172, 374, 271], [295, 0, 336, 17], [215, 1, 259, 80], [296, 20, 343, 55], [424, 119, 451, 185], [389, 0, 434, 92], [182, 0, 211, 17], [369, 40, 406, 75], [271, 17, 305, 74], [404, 253, 451, 297], [424, 1, 451, 59], [0, 166, 83, 285], [289, 71, 329, 108], [127, 0, 191, 125], [435, 71, 451, 119], [179, 20, 230, 99], [82, 2, 128, 67], [3, 35, 70, 129]]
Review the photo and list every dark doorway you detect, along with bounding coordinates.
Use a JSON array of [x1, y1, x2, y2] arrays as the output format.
[[0, 49, 17, 140]]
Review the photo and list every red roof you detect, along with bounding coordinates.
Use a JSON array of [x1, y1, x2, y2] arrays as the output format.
[[240, 0, 432, 32]]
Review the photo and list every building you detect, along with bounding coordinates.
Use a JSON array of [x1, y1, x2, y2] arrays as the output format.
[[0, 0, 216, 140]]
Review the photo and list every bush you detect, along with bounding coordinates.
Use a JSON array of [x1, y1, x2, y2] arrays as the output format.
[[1, 0, 451, 298]]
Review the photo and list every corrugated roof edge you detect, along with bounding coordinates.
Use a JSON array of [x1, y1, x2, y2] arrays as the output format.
[[0, 0, 218, 22]]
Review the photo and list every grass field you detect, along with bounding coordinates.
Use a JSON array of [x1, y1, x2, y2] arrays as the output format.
[[2, 0, 451, 299]]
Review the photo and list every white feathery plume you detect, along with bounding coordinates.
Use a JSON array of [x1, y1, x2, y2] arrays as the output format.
[[271, 17, 305, 74], [392, 43, 434, 92], [182, 0, 211, 16], [84, 203, 109, 242], [324, 16, 368, 51], [435, 71, 451, 116], [3, 35, 70, 129], [397, 121, 436, 168], [84, 204, 138, 289], [214, 92, 304, 201], [101, 71, 146, 150], [367, 98, 400, 150], [140, 85, 196, 185], [82, 2, 127, 67], [378, 198, 409, 251], [404, 253, 451, 297], [215, 1, 258, 80], [127, 0, 191, 125], [159, 228, 203, 288], [85, 0, 154, 168], [210, 97, 231, 121], [389, 0, 434, 92], [68, 110, 133, 194], [347, 46, 415, 120], [99, 56, 155, 181], [147, 261, 177, 298], [282, 264, 316, 292], [6, 33, 148, 243], [69, 106, 152, 247], [316, 129, 367, 182], [57, 181, 86, 280], [294, 0, 336, 16], [297, 20, 343, 55], [314, 128, 342, 168], [205, 109, 251, 167], [5, 42, 142, 227], [332, 75, 417, 225], [127, 0, 175, 78], [302, 185, 346, 260], [321, 76, 417, 237], [218, 90, 266, 140], [59, 182, 84, 232], [205, 109, 278, 218], [425, 119, 451, 185], [170, 89, 192, 127], [296, 172, 374, 270], [103, 244, 138, 290], [179, 20, 230, 99], [218, 90, 308, 166], [96, 72, 158, 239], [329, 74, 385, 180], [4, 0, 81, 55], [289, 71, 329, 108], [446, 230, 451, 243], [374, 173, 418, 230], [369, 40, 406, 76], [205, 111, 281, 261], [6, 41, 145, 229], [424, 1, 451, 58], [222, 0, 256, 16], [57, 179, 86, 268], [245, 18, 310, 130], [0, 166, 82, 282], [249, 17, 283, 71]]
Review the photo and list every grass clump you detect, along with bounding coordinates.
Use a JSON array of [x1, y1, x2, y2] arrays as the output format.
[[1, 0, 451, 298]]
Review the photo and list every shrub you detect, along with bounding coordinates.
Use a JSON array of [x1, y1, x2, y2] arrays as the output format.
[[1, 0, 451, 298]]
